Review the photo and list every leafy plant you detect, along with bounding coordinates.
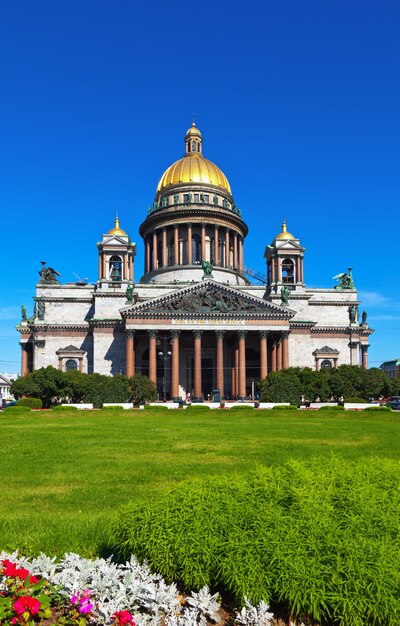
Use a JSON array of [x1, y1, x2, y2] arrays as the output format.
[[318, 405, 344, 410], [127, 374, 157, 406], [16, 397, 43, 409]]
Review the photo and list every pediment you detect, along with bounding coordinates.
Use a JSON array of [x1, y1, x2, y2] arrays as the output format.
[[122, 280, 295, 320], [275, 239, 302, 250], [102, 235, 129, 246]]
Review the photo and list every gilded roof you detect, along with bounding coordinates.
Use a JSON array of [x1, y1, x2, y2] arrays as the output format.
[[157, 154, 231, 194]]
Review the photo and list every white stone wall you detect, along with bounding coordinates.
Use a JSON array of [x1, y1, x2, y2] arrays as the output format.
[[92, 329, 125, 375]]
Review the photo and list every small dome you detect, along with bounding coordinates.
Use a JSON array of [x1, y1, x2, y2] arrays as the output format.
[[157, 153, 231, 193], [185, 121, 202, 139], [108, 216, 127, 236], [276, 219, 295, 240]]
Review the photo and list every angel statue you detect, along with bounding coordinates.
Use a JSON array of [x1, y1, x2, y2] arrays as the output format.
[[333, 267, 355, 290], [201, 260, 213, 276], [38, 261, 61, 284]]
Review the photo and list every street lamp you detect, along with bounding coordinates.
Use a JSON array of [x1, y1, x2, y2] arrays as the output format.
[[157, 337, 172, 401]]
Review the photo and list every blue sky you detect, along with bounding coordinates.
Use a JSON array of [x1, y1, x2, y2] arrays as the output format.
[[1, 0, 399, 373]]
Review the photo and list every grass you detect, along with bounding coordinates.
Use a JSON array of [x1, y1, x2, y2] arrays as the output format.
[[1, 407, 400, 556]]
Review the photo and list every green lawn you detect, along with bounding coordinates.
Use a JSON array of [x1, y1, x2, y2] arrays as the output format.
[[1, 407, 399, 557]]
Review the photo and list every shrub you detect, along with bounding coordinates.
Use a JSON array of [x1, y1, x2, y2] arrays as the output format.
[[271, 404, 297, 410], [184, 405, 211, 410], [101, 405, 125, 410], [3, 405, 31, 413], [143, 405, 170, 411], [230, 405, 255, 410], [112, 457, 400, 626], [318, 405, 344, 411], [344, 397, 368, 403], [16, 397, 42, 409], [51, 405, 79, 411], [128, 375, 157, 406], [362, 406, 391, 412]]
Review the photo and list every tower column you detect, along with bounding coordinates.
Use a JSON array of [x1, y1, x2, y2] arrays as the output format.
[[125, 330, 135, 377], [123, 255, 128, 281], [216, 331, 224, 399], [162, 228, 167, 267], [193, 330, 203, 401], [277, 258, 282, 282], [187, 223, 193, 264], [239, 237, 244, 270], [271, 339, 277, 372], [98, 254, 102, 280], [260, 331, 268, 380], [152, 231, 157, 270], [171, 330, 180, 401], [233, 231, 238, 269], [201, 223, 206, 261], [129, 253, 134, 281], [148, 331, 157, 385], [146, 237, 150, 274], [214, 225, 219, 266], [238, 330, 247, 400], [282, 331, 289, 369], [102, 253, 106, 279], [225, 229, 230, 267], [235, 344, 239, 398], [277, 336, 283, 371], [174, 225, 179, 265]]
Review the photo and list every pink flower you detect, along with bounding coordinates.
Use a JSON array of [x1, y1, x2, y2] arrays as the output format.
[[71, 590, 93, 614]]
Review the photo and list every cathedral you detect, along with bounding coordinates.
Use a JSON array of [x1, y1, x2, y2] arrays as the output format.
[[18, 123, 373, 400]]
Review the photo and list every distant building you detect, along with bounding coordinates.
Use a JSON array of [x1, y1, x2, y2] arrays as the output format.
[[0, 373, 16, 403], [380, 359, 400, 380], [17, 123, 373, 400]]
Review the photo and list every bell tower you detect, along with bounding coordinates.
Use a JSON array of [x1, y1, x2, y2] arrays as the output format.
[[97, 216, 136, 287], [265, 220, 305, 293]]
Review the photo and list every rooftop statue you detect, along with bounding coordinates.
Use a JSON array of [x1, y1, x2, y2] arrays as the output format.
[[280, 285, 290, 305], [21, 305, 27, 320], [38, 261, 61, 285], [333, 267, 355, 290], [125, 283, 135, 303], [348, 303, 358, 324], [201, 260, 213, 276]]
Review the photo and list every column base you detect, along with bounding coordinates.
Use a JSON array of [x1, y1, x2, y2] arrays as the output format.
[[192, 397, 204, 403], [237, 396, 246, 402], [172, 396, 181, 403]]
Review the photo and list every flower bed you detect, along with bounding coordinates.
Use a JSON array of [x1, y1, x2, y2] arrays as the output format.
[[0, 553, 278, 625]]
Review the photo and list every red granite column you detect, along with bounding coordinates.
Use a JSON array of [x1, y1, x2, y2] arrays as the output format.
[[271, 339, 277, 372], [239, 237, 244, 271], [225, 229, 230, 267], [193, 330, 203, 401], [201, 223, 206, 261], [282, 331, 289, 369], [260, 331, 268, 380], [152, 231, 157, 270], [238, 330, 247, 400], [233, 232, 238, 269], [234, 345, 239, 398], [361, 344, 369, 369], [148, 331, 157, 384], [126, 330, 135, 377], [146, 238, 150, 274], [21, 343, 29, 376], [171, 330, 180, 400], [277, 336, 283, 371], [216, 331, 224, 399]]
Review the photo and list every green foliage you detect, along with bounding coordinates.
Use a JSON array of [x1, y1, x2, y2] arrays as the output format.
[[362, 406, 391, 412], [144, 405, 170, 411], [101, 405, 126, 410], [52, 405, 79, 411], [3, 405, 32, 412], [271, 404, 297, 410], [259, 369, 302, 405], [229, 405, 254, 410], [128, 374, 158, 406], [16, 397, 43, 409], [318, 405, 344, 411], [112, 456, 400, 626], [345, 397, 368, 403], [11, 366, 70, 408], [184, 405, 211, 410]]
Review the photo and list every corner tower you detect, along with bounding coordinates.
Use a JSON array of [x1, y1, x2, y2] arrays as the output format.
[[139, 123, 248, 285], [264, 219, 305, 293]]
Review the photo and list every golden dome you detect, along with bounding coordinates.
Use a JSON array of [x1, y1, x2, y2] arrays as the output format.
[[276, 219, 295, 240], [108, 216, 127, 236], [157, 154, 231, 193], [185, 121, 202, 139]]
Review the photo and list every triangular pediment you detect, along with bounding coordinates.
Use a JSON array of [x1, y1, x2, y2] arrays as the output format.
[[122, 280, 295, 320], [102, 235, 129, 246]]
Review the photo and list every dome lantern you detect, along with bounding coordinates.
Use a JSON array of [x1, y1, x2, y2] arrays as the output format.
[[185, 121, 203, 155]]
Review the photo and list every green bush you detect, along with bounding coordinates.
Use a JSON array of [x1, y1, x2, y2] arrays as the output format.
[[344, 397, 367, 403], [318, 405, 344, 411], [362, 406, 391, 412], [101, 405, 125, 410], [3, 405, 31, 413], [144, 405, 170, 411], [16, 397, 43, 409], [128, 374, 157, 406], [51, 405, 79, 411], [112, 457, 400, 626], [230, 405, 255, 410], [271, 404, 297, 410], [184, 404, 211, 410]]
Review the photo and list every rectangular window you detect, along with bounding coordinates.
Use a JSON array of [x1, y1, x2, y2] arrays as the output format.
[[183, 194, 190, 203], [203, 194, 209, 203], [194, 193, 199, 202]]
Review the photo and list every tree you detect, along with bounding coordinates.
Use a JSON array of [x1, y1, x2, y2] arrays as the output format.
[[259, 370, 302, 406], [11, 366, 70, 408], [128, 375, 158, 406]]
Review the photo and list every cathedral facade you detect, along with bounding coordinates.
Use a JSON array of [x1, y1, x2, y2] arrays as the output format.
[[18, 123, 373, 400]]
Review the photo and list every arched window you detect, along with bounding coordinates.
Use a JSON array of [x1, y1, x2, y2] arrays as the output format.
[[191, 141, 197, 152], [321, 359, 333, 370], [192, 234, 201, 264], [109, 255, 122, 281], [65, 359, 78, 371], [282, 258, 294, 283]]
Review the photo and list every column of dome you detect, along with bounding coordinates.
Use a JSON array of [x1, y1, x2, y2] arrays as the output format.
[[139, 123, 249, 285]]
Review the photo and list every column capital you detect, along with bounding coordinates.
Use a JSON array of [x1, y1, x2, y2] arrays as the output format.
[[193, 329, 203, 338], [35, 340, 45, 348], [174, 223, 179, 230], [171, 330, 181, 340], [148, 330, 158, 339], [125, 329, 136, 338], [281, 330, 290, 339], [259, 330, 269, 339], [237, 329, 247, 339], [215, 330, 225, 338], [361, 343, 370, 351]]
